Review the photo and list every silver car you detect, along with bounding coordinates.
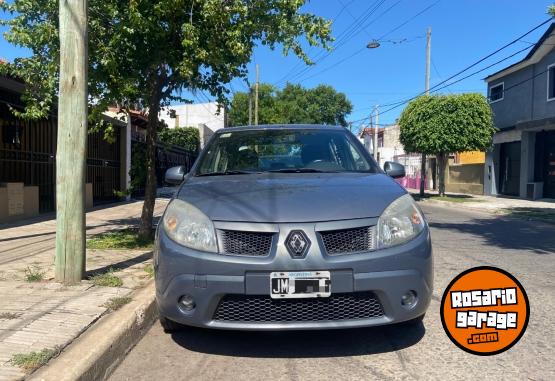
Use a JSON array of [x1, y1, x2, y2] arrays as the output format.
[[155, 124, 432, 331]]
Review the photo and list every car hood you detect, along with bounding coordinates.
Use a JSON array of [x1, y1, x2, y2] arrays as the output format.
[[176, 173, 406, 223]]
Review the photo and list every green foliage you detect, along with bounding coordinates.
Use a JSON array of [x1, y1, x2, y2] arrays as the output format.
[[24, 266, 45, 282], [399, 94, 496, 155], [158, 127, 199, 152], [399, 93, 496, 196], [11, 347, 62, 371], [229, 82, 353, 126], [548, 4, 555, 17], [129, 144, 147, 193], [86, 229, 153, 250], [144, 264, 154, 278], [103, 296, 132, 311], [88, 268, 123, 287], [1, 0, 333, 235], [1, 0, 333, 120]]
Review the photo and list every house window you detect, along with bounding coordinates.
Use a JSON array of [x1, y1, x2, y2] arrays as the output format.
[[489, 83, 504, 103], [547, 64, 555, 100]]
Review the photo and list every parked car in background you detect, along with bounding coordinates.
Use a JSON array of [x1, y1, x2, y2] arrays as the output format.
[[155, 124, 432, 331]]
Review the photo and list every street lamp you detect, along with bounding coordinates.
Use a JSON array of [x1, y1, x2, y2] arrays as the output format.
[[367, 40, 381, 49], [366, 40, 380, 160]]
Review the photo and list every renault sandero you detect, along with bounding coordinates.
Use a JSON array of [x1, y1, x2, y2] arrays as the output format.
[[155, 124, 432, 331]]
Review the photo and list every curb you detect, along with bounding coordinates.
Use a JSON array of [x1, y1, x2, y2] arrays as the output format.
[[416, 198, 555, 225], [30, 281, 157, 381]]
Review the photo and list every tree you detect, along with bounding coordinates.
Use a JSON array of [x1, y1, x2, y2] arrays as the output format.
[[159, 127, 200, 153], [1, 0, 332, 241], [229, 83, 279, 126], [229, 82, 352, 126], [398, 94, 496, 196]]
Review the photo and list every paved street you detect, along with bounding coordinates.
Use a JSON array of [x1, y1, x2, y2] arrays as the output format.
[[109, 203, 555, 381]]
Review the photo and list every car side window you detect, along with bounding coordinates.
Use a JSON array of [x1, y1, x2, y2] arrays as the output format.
[[349, 144, 370, 171]]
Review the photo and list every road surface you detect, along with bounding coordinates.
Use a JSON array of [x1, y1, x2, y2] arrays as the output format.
[[110, 203, 555, 380]]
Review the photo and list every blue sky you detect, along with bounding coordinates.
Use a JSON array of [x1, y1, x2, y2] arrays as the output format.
[[1, 0, 553, 130]]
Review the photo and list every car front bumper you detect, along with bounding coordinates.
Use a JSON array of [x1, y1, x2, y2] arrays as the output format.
[[155, 221, 433, 331]]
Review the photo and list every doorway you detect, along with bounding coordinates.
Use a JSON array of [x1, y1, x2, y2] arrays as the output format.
[[535, 130, 555, 198], [499, 141, 521, 196]]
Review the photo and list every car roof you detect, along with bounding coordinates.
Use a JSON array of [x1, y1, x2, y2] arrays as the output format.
[[217, 124, 345, 133]]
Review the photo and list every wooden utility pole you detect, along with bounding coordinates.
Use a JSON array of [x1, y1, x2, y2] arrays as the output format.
[[420, 27, 431, 197], [248, 86, 253, 125], [373, 105, 379, 164], [254, 64, 259, 125], [55, 0, 88, 285]]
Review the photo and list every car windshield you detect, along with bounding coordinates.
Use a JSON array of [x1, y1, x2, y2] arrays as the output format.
[[196, 128, 376, 176]]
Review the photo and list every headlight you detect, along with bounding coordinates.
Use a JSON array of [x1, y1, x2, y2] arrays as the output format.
[[377, 194, 425, 249], [162, 199, 218, 253]]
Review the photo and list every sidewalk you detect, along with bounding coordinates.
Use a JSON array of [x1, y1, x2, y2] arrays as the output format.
[[0, 199, 169, 380], [407, 188, 555, 221]]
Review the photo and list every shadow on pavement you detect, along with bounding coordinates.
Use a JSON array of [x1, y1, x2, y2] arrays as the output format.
[[170, 322, 425, 358], [86, 251, 153, 277], [429, 216, 555, 254]]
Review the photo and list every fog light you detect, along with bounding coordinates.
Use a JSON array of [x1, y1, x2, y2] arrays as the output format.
[[401, 291, 417, 308], [179, 295, 195, 311]]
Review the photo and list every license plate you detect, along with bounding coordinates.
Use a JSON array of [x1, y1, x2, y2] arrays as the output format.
[[270, 271, 331, 299]]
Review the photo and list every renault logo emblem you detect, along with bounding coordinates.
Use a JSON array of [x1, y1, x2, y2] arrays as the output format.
[[285, 230, 311, 258]]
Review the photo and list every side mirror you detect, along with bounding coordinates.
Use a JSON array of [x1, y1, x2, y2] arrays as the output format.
[[165, 166, 186, 185], [383, 161, 405, 179]]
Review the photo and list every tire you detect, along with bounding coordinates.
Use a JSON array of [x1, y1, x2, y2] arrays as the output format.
[[159, 315, 184, 333]]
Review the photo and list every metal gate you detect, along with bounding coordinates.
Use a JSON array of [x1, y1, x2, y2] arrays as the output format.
[[87, 129, 121, 202], [0, 96, 57, 213], [1, 89, 122, 212]]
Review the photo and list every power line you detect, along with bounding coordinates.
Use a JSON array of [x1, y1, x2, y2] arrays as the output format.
[[350, 18, 553, 125], [295, 0, 441, 82], [294, 0, 439, 85], [377, 0, 441, 41], [274, 0, 388, 86]]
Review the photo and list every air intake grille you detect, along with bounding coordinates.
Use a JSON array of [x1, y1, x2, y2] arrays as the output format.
[[220, 230, 273, 256], [213, 292, 384, 322], [320, 226, 376, 255]]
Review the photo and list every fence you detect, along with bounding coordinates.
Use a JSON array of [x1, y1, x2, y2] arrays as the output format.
[[393, 153, 429, 190], [130, 141, 197, 197], [1, 91, 122, 213]]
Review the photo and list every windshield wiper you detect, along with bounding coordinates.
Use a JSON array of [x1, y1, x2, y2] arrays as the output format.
[[267, 168, 338, 173], [196, 170, 260, 177]]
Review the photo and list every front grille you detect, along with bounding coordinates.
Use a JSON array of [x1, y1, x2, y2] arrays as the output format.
[[320, 226, 376, 255], [213, 292, 384, 322], [220, 230, 273, 256]]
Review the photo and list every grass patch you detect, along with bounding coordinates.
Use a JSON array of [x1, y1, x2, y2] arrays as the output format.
[[11, 347, 62, 371], [86, 229, 153, 250], [89, 268, 123, 287], [144, 264, 154, 278], [0, 312, 20, 319], [103, 296, 132, 311], [24, 266, 45, 282], [503, 207, 555, 222]]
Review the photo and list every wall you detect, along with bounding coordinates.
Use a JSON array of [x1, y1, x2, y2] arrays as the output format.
[[446, 163, 484, 195], [488, 48, 555, 129], [457, 151, 485, 164], [160, 103, 226, 133]]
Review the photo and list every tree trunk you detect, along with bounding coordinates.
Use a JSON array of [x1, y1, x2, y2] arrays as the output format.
[[55, 0, 88, 285], [437, 152, 447, 197], [138, 73, 164, 240], [419, 153, 426, 197]]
